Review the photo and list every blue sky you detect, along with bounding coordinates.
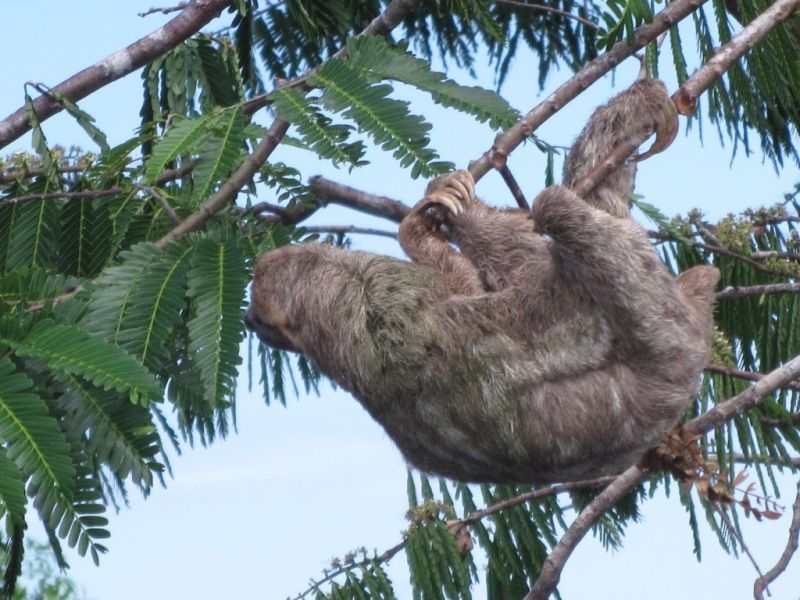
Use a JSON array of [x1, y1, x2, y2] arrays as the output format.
[[4, 2, 800, 599]]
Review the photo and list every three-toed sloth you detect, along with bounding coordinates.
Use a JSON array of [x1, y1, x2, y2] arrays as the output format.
[[245, 79, 719, 484]]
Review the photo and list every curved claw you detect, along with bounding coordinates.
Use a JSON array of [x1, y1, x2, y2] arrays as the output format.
[[425, 191, 462, 216], [634, 97, 679, 163], [449, 170, 476, 202]]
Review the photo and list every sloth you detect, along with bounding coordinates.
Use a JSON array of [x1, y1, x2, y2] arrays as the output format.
[[245, 79, 719, 484]]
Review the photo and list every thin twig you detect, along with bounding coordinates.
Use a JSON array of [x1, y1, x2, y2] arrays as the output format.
[[706, 364, 800, 392], [291, 476, 614, 600], [686, 355, 800, 437], [139, 2, 190, 17], [137, 185, 180, 223], [713, 503, 767, 585], [492, 0, 599, 30], [156, 118, 290, 246], [754, 480, 800, 599], [0, 0, 233, 150], [302, 226, 398, 239], [497, 164, 530, 209], [717, 283, 800, 300], [673, 0, 800, 114], [751, 250, 800, 263]]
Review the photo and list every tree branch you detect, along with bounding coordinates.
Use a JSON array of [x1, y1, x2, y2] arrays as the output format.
[[525, 353, 800, 599], [468, 0, 711, 181], [674, 0, 800, 115], [686, 354, 800, 437], [716, 283, 800, 300], [706, 364, 800, 392], [156, 117, 290, 246], [0, 0, 233, 151], [754, 480, 800, 599], [156, 0, 420, 245], [302, 226, 398, 239]]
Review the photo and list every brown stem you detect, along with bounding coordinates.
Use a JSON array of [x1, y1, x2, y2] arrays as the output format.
[[686, 354, 800, 436], [674, 0, 800, 115], [706, 364, 800, 392], [139, 2, 190, 17], [291, 475, 614, 600], [713, 503, 766, 584], [717, 283, 800, 300], [497, 164, 530, 209], [753, 480, 800, 599], [302, 226, 398, 239], [253, 176, 411, 226], [469, 0, 711, 181], [156, 118, 290, 246], [524, 465, 650, 599], [0, 0, 233, 150]]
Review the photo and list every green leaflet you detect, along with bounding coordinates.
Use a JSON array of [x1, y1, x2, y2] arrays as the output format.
[[191, 107, 247, 205], [44, 90, 110, 152], [0, 358, 75, 507], [2, 321, 162, 403], [59, 377, 161, 489], [312, 59, 452, 179], [85, 242, 164, 343], [0, 442, 27, 528], [88, 241, 193, 374], [272, 87, 366, 166], [6, 198, 59, 271], [186, 236, 248, 405], [347, 36, 519, 129], [144, 114, 212, 182]]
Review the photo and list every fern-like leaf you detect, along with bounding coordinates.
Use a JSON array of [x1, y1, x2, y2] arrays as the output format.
[[312, 59, 452, 179], [186, 237, 248, 404], [59, 378, 161, 489], [347, 36, 519, 129], [85, 242, 163, 343], [0, 358, 76, 505], [2, 321, 162, 403], [144, 114, 212, 181], [6, 199, 59, 270], [272, 88, 366, 166], [191, 107, 246, 205], [0, 451, 26, 528]]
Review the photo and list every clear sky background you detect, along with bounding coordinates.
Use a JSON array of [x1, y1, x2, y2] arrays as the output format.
[[4, 2, 800, 599]]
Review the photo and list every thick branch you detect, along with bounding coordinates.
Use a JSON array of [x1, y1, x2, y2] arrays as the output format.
[[674, 0, 800, 114], [469, 0, 710, 181], [253, 177, 410, 225], [754, 480, 800, 599], [0, 0, 232, 150]]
